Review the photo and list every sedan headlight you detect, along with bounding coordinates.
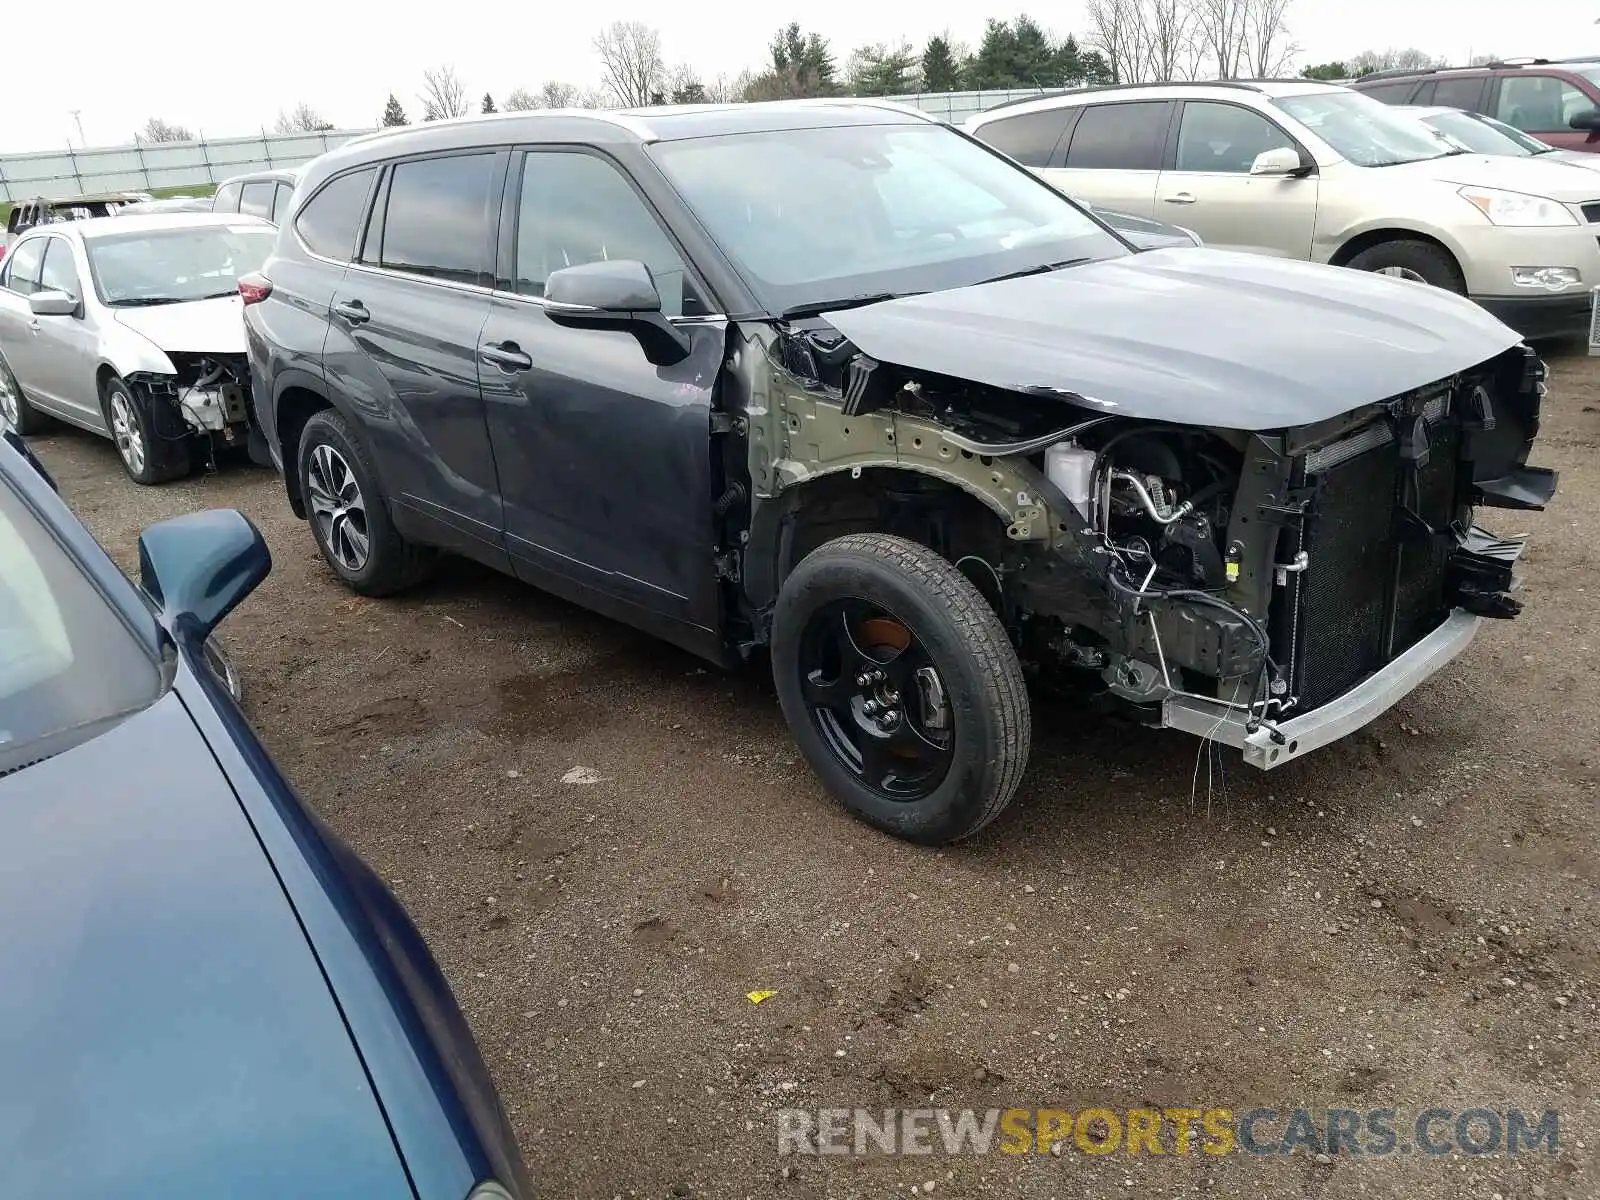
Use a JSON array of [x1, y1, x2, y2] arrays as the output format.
[[1458, 186, 1578, 227]]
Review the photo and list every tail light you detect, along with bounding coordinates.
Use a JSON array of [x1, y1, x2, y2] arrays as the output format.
[[238, 273, 272, 305]]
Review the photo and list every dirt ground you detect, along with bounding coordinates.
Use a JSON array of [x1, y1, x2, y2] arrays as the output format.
[[31, 342, 1600, 1200]]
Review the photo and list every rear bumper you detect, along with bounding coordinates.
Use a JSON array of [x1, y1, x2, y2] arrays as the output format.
[[1470, 290, 1592, 341], [1162, 608, 1482, 770]]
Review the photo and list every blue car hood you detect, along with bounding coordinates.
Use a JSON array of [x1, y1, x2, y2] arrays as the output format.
[[822, 248, 1525, 430], [0, 692, 411, 1200]]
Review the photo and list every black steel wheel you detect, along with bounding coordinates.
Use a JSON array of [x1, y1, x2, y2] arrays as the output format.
[[771, 533, 1030, 844]]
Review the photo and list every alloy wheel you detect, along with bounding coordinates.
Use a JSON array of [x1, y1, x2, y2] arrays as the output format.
[[797, 599, 954, 801], [306, 442, 370, 572], [108, 389, 146, 474], [1376, 265, 1429, 284], [0, 368, 17, 427]]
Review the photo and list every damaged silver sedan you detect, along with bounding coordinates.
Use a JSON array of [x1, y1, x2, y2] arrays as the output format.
[[0, 213, 273, 483]]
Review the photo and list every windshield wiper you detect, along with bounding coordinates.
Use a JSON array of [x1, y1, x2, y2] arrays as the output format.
[[108, 297, 186, 307], [780, 292, 922, 321], [976, 257, 1093, 286]]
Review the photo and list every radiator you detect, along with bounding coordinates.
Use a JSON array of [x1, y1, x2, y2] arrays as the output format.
[[1280, 405, 1460, 712]]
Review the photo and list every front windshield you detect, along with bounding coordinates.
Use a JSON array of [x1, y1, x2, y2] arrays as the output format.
[[1473, 113, 1557, 153], [0, 478, 163, 771], [1276, 90, 1456, 166], [648, 121, 1128, 314], [1420, 109, 1536, 156], [85, 225, 275, 307]]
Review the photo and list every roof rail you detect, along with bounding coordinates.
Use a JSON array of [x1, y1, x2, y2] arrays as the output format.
[[1354, 66, 1441, 82], [977, 78, 1265, 115]]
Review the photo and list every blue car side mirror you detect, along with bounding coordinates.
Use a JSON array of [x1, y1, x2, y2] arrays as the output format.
[[138, 509, 271, 641]]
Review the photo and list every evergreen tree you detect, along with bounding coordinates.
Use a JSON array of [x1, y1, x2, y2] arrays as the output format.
[[381, 94, 407, 126]]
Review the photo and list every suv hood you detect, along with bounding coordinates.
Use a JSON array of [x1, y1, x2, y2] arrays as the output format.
[[821, 248, 1522, 430], [112, 294, 247, 356], [1386, 151, 1600, 201], [0, 694, 411, 1198]]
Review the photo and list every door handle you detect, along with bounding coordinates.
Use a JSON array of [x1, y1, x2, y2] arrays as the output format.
[[480, 341, 532, 372], [26, 319, 40, 334], [331, 299, 369, 325], [1162, 192, 1197, 205]]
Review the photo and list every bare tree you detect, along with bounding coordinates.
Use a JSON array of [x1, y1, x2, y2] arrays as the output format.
[[1192, 0, 1249, 79], [1147, 0, 1199, 82], [504, 87, 538, 111], [1242, 0, 1298, 77], [139, 117, 194, 143], [1348, 47, 1445, 76], [701, 73, 743, 104], [420, 65, 469, 121], [273, 102, 332, 133], [1085, 0, 1150, 83], [594, 20, 665, 106]]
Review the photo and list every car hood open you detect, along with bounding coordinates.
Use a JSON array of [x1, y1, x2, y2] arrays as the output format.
[[820, 248, 1523, 430], [112, 293, 247, 356], [0, 693, 411, 1198]]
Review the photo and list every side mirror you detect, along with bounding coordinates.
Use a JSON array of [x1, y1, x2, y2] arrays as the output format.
[[1249, 147, 1309, 176], [28, 289, 77, 317], [544, 259, 691, 367], [138, 509, 270, 643], [1570, 109, 1600, 132]]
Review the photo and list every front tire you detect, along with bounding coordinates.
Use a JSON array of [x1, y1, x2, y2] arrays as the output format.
[[0, 352, 47, 435], [1346, 239, 1466, 293], [771, 533, 1031, 844], [297, 408, 435, 595], [104, 375, 191, 485]]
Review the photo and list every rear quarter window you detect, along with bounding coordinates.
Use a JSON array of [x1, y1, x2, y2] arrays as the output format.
[[975, 109, 1074, 167], [212, 182, 243, 213], [294, 167, 377, 261]]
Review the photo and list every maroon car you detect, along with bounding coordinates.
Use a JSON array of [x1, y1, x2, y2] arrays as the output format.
[[1352, 58, 1600, 152]]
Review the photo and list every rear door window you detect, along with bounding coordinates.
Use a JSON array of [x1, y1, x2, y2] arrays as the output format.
[[1063, 102, 1171, 170], [239, 181, 275, 220], [1426, 76, 1489, 111], [373, 153, 496, 285], [1356, 81, 1419, 104], [294, 167, 377, 261], [270, 182, 294, 224], [975, 108, 1075, 167]]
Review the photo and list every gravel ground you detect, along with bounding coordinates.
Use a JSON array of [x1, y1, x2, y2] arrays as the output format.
[[30, 342, 1600, 1200]]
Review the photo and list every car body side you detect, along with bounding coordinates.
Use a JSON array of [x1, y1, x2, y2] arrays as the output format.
[[0, 435, 528, 1200]]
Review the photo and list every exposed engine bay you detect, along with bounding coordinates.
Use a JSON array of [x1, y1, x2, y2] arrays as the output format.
[[129, 353, 253, 446], [739, 314, 1556, 771]]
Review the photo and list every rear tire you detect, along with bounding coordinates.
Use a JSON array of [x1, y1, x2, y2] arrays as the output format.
[[0, 351, 47, 435], [770, 533, 1031, 844], [103, 375, 191, 485], [297, 408, 435, 595], [1345, 239, 1466, 293]]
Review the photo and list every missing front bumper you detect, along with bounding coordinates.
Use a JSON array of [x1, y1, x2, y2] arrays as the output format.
[[1162, 608, 1482, 770]]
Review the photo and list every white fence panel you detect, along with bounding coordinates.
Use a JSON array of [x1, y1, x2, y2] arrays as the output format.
[[0, 90, 1064, 201]]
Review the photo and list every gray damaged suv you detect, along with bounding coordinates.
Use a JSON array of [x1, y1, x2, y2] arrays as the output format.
[[244, 102, 1555, 844]]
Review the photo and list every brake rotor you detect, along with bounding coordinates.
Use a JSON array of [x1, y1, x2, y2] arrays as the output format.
[[857, 616, 912, 654]]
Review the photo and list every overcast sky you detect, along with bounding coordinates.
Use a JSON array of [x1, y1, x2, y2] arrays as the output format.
[[8, 0, 1594, 154]]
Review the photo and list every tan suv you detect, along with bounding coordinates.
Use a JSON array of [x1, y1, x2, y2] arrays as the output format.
[[965, 81, 1600, 339]]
